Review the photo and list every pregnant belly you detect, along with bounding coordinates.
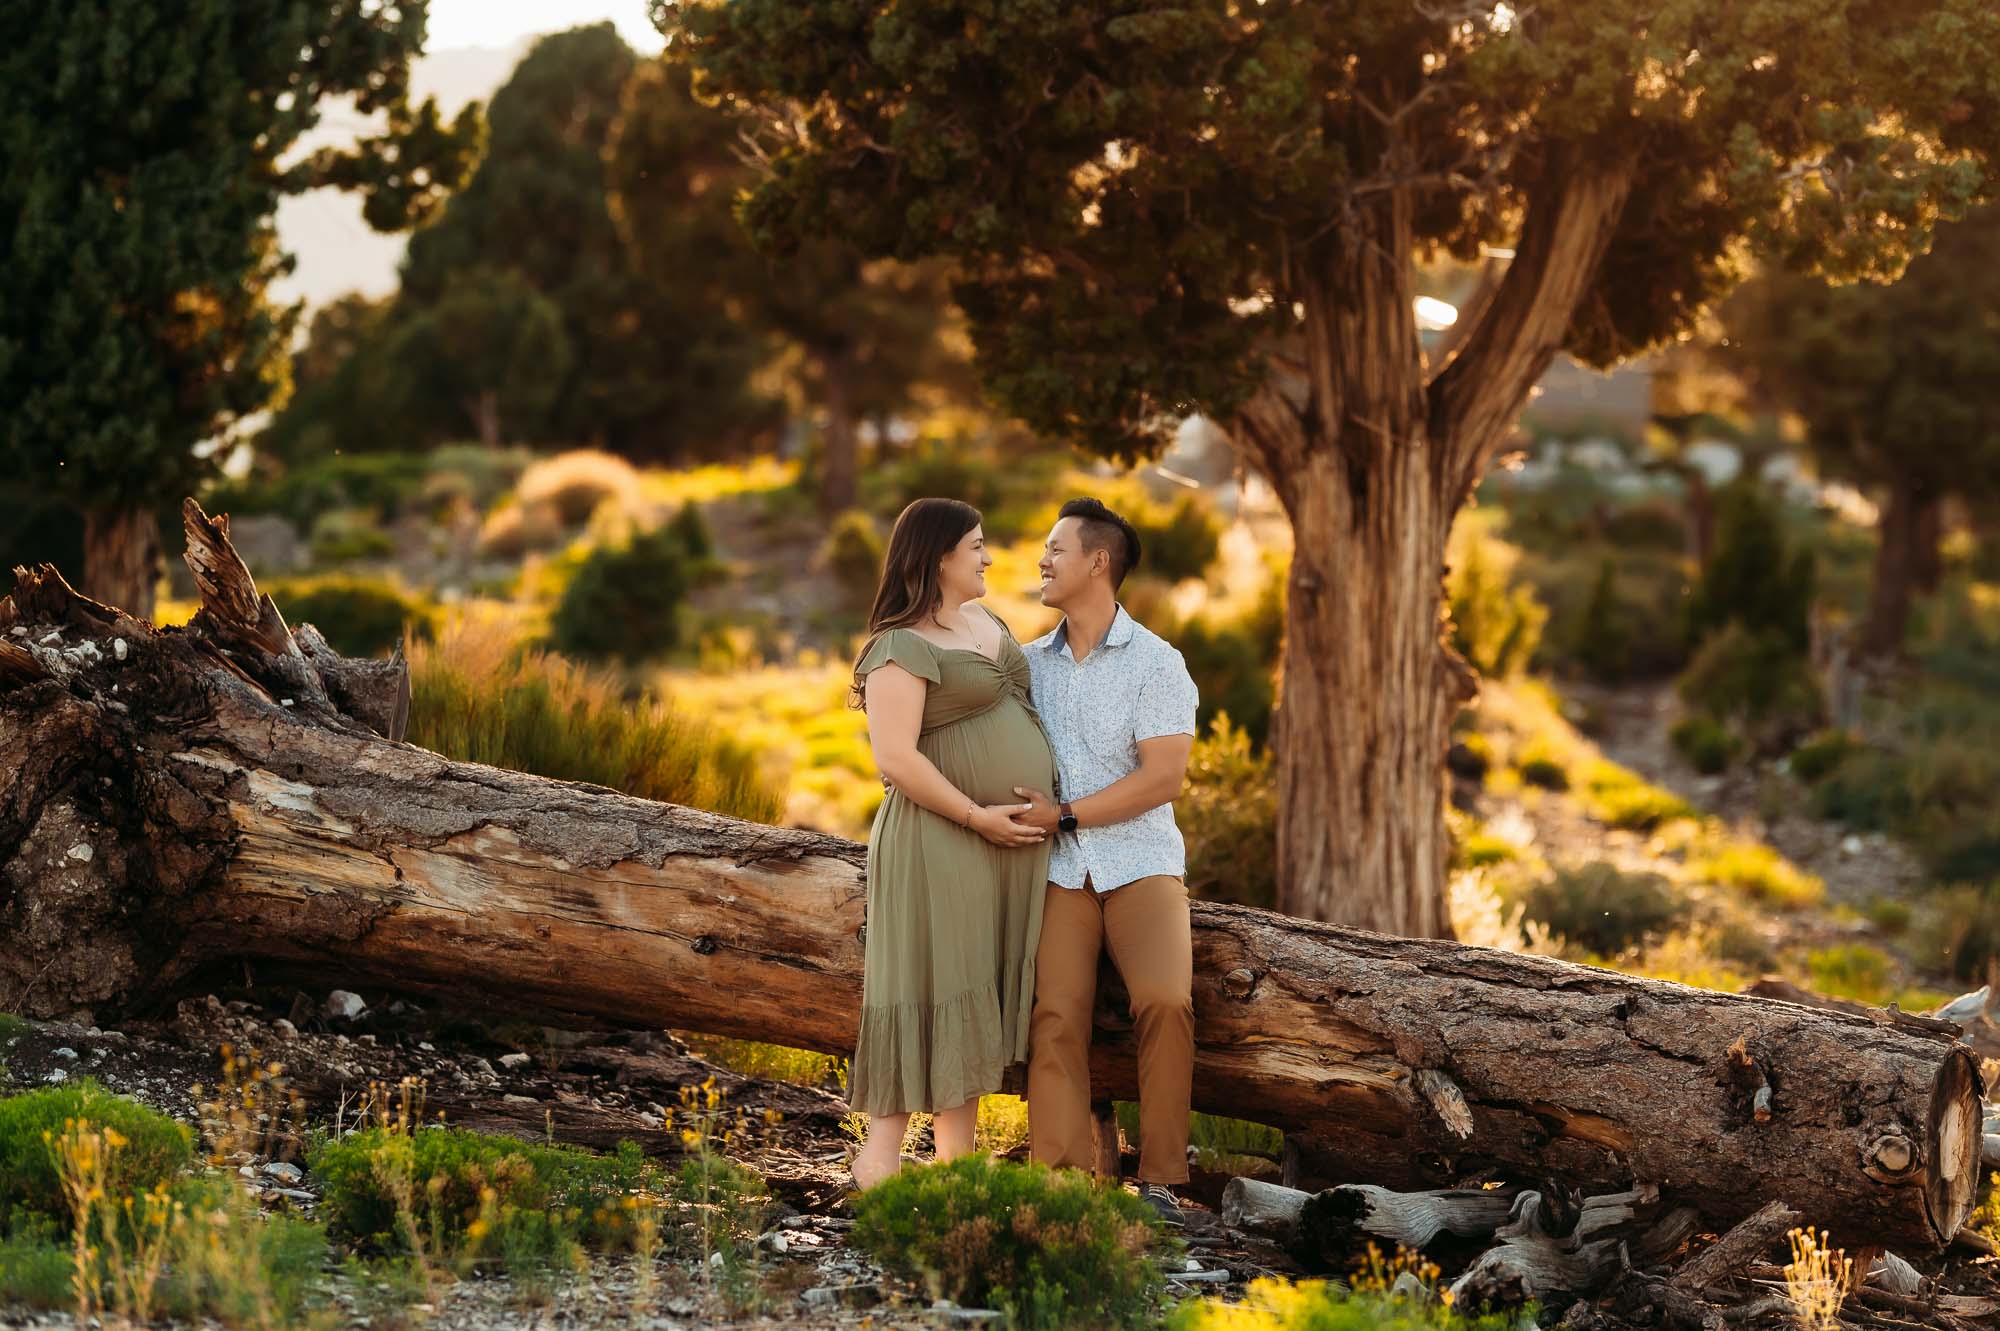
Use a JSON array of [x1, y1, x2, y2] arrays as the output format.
[[922, 705, 1058, 808]]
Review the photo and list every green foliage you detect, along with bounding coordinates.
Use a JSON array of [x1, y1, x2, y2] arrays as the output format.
[[1670, 714, 1741, 774], [822, 509, 886, 610], [671, 0, 2000, 458], [309, 1126, 646, 1264], [407, 617, 784, 822], [0, 1082, 193, 1226], [1685, 485, 1813, 653], [1917, 883, 2000, 984], [1575, 558, 1632, 680], [206, 451, 438, 529], [1181, 715, 1278, 909], [667, 501, 714, 561], [308, 508, 398, 563], [265, 574, 437, 659], [851, 1155, 1169, 1331], [1448, 524, 1548, 678], [1169, 1274, 1533, 1331], [1720, 205, 2000, 647], [1676, 623, 1825, 748], [376, 267, 575, 446], [1515, 738, 1570, 792], [1128, 494, 1222, 584], [1788, 730, 1863, 784], [156, 1175, 329, 1327], [551, 525, 694, 661], [1170, 614, 1278, 748], [1517, 862, 1686, 954], [0, 0, 476, 511], [0, 1218, 69, 1309]]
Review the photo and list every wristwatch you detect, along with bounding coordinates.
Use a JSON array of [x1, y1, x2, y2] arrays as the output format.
[[1058, 801, 1078, 834]]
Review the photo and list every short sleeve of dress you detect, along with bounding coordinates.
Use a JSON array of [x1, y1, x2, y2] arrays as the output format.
[[855, 628, 942, 685]]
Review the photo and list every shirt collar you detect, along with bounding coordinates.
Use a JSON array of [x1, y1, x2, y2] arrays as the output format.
[[1041, 604, 1136, 660]]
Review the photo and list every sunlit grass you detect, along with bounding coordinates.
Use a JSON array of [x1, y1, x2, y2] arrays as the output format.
[[1688, 842, 1824, 910], [638, 456, 799, 508], [677, 1035, 845, 1089], [661, 661, 879, 837]]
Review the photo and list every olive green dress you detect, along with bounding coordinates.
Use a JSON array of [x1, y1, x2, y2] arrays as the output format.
[[848, 622, 1057, 1116]]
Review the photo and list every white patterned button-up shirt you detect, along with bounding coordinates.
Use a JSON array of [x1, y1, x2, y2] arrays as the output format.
[[1026, 605, 1200, 893]]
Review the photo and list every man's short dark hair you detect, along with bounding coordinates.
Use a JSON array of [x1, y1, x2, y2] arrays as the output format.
[[1059, 496, 1142, 589]]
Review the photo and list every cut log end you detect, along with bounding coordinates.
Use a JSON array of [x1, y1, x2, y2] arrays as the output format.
[[1926, 1047, 1984, 1242]]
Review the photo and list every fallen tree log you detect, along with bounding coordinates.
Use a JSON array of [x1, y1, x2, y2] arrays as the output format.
[[0, 500, 1984, 1251]]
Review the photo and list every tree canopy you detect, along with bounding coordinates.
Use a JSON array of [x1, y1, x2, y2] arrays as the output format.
[[0, 0, 479, 611], [663, 0, 2000, 932]]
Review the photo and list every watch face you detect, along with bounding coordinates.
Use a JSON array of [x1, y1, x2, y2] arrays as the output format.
[[1059, 815, 1078, 832]]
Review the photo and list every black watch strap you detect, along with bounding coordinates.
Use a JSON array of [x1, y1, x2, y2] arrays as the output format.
[[1058, 801, 1078, 833]]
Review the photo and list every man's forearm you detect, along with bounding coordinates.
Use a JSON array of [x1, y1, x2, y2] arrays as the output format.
[[1071, 765, 1183, 828]]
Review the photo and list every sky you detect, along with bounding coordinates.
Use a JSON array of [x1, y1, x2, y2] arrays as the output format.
[[424, 0, 663, 54]]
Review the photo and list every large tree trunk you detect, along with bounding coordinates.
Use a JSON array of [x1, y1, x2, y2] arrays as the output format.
[[82, 503, 159, 623], [1235, 151, 1638, 937], [817, 345, 858, 514], [0, 501, 1984, 1252], [1269, 445, 1468, 937]]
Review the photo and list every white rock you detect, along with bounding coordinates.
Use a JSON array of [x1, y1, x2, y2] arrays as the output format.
[[65, 843, 93, 863], [272, 1018, 298, 1039], [52, 1047, 78, 1061], [417, 1041, 435, 1052], [322, 990, 367, 1021], [1840, 834, 1866, 858], [498, 1052, 532, 1070], [261, 1161, 304, 1184], [708, 1250, 725, 1268], [44, 1069, 68, 1084], [112, 638, 127, 661]]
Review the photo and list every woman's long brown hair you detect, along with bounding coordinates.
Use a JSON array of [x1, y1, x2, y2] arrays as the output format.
[[848, 497, 982, 708]]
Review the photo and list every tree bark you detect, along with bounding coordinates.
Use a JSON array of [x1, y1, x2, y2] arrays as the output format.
[[1235, 151, 1637, 937], [0, 501, 1984, 1252], [1863, 476, 1937, 657], [82, 503, 159, 623], [817, 344, 858, 514]]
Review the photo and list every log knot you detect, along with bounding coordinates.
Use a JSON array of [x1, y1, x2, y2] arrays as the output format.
[[1222, 967, 1258, 999]]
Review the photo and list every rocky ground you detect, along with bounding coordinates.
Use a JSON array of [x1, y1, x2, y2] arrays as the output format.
[[0, 987, 1291, 1330]]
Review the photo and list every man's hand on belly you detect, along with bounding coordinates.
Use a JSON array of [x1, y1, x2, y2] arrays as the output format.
[[1011, 785, 1062, 832]]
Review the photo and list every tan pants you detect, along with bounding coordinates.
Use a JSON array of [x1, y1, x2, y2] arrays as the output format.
[[1027, 875, 1193, 1185]]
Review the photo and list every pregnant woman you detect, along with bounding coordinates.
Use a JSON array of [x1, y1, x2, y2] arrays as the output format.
[[846, 497, 1058, 1189]]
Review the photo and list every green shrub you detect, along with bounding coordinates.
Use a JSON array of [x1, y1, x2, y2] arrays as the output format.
[[308, 506, 398, 562], [1573, 557, 1631, 681], [1670, 714, 1741, 774], [1129, 494, 1222, 583], [1448, 526, 1548, 677], [822, 509, 885, 610], [551, 525, 692, 661], [406, 616, 784, 822], [1918, 883, 2000, 984], [1806, 944, 1899, 1006], [1518, 861, 1686, 954], [310, 1127, 646, 1266], [1169, 1275, 1532, 1331], [1180, 715, 1277, 909], [1455, 828, 1520, 869], [1788, 729, 1863, 784], [204, 451, 434, 528], [1675, 623, 1824, 748], [0, 1218, 69, 1309], [1172, 616, 1277, 747], [266, 573, 437, 658], [1808, 746, 1913, 831], [666, 500, 714, 562], [1686, 482, 1813, 653], [157, 1174, 329, 1326], [851, 1155, 1169, 1331], [1515, 738, 1569, 791], [0, 1082, 194, 1225]]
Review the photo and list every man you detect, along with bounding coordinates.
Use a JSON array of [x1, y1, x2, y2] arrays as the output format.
[[1013, 496, 1199, 1227]]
